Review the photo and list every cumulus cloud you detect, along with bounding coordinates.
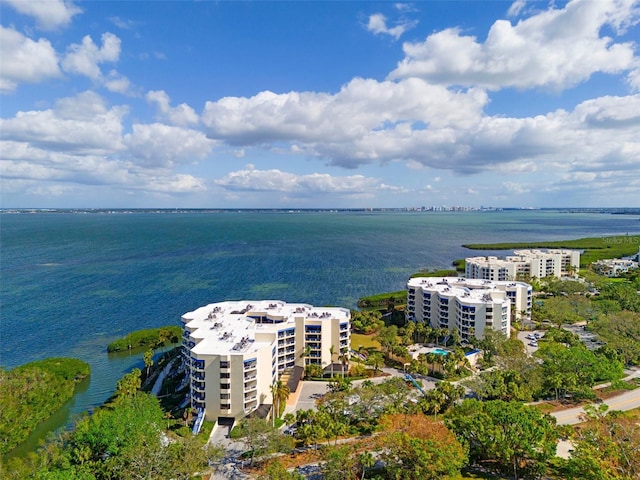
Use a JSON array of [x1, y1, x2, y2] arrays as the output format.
[[62, 32, 121, 80], [104, 70, 134, 95], [0, 91, 127, 154], [146, 90, 199, 126], [0, 90, 210, 196], [202, 77, 488, 167], [3, 0, 81, 30], [201, 68, 640, 182], [389, 0, 640, 90], [0, 26, 61, 93], [123, 123, 214, 168], [214, 165, 396, 197], [366, 13, 418, 40]]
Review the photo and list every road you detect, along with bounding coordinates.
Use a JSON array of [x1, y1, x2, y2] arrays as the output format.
[[552, 380, 640, 425]]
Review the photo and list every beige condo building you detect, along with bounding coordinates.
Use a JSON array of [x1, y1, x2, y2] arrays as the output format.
[[406, 277, 533, 340], [465, 249, 580, 281], [181, 300, 350, 423]]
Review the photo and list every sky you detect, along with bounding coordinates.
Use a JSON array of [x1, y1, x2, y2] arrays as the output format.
[[1, 0, 639, 209]]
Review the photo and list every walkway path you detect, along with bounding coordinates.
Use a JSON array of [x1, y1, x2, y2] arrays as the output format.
[[151, 357, 177, 396]]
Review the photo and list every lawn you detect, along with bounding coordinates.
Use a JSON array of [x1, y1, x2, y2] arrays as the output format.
[[351, 333, 381, 351]]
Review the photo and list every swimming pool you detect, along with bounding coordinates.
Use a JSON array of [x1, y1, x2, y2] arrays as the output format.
[[433, 348, 449, 355]]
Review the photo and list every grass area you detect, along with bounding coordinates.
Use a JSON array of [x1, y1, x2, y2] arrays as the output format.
[[351, 333, 381, 351], [462, 235, 640, 267]]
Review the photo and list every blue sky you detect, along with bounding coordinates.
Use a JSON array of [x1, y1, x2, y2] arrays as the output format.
[[1, 0, 639, 208]]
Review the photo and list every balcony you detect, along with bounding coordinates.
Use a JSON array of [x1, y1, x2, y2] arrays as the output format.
[[191, 371, 205, 381], [244, 381, 257, 392], [244, 372, 257, 381], [193, 382, 205, 391]]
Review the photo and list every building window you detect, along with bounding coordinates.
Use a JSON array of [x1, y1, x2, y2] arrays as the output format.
[[220, 383, 230, 390], [221, 404, 230, 410], [220, 393, 230, 400], [220, 361, 230, 368], [220, 372, 230, 379]]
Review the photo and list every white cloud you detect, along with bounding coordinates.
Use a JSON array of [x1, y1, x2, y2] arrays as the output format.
[[3, 0, 81, 30], [62, 32, 121, 80], [202, 77, 488, 168], [502, 181, 530, 194], [366, 12, 417, 40], [123, 123, 214, 168], [0, 91, 127, 155], [104, 70, 134, 95], [202, 71, 640, 182], [0, 26, 61, 93], [389, 0, 640, 91], [146, 90, 199, 126], [507, 0, 527, 17], [0, 91, 216, 195], [214, 166, 395, 196]]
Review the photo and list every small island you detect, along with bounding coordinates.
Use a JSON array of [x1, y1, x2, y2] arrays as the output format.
[[106, 326, 181, 352]]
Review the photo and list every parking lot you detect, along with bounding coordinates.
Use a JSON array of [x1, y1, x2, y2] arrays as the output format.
[[517, 330, 544, 355], [562, 323, 605, 350]]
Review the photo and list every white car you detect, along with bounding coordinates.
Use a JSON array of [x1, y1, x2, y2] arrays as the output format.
[[529, 341, 538, 347]]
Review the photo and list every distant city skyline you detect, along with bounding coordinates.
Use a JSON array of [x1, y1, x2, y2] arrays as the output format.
[[1, 0, 639, 208]]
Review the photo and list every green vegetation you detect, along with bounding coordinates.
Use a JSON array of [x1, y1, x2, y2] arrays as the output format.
[[589, 310, 640, 366], [462, 235, 640, 267], [447, 400, 558, 480], [350, 310, 385, 334], [410, 268, 458, 278], [564, 406, 640, 479], [0, 357, 90, 455], [356, 290, 406, 310], [106, 325, 181, 352], [350, 332, 382, 351], [3, 373, 223, 479]]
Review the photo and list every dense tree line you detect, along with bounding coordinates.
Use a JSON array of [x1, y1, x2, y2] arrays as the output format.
[[3, 392, 222, 479], [0, 358, 90, 455]]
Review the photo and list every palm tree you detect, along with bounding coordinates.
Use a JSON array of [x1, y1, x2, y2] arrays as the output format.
[[143, 348, 154, 379], [425, 352, 438, 375], [329, 345, 336, 378], [366, 352, 384, 374], [270, 380, 290, 426], [338, 351, 349, 377], [300, 345, 311, 366]]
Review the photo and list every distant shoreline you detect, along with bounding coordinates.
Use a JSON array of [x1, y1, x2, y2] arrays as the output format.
[[1, 207, 639, 215]]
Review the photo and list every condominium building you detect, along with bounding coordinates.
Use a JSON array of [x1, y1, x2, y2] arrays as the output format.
[[406, 277, 533, 340], [465, 249, 580, 280], [592, 259, 639, 277], [181, 300, 350, 423]]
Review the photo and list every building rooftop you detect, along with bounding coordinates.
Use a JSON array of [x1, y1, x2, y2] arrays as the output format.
[[182, 300, 349, 356]]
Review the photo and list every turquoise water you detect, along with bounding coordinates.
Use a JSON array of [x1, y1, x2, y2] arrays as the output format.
[[1, 209, 638, 451], [433, 348, 449, 355]]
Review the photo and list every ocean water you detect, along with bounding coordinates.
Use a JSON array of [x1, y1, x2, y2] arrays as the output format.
[[1, 209, 638, 452]]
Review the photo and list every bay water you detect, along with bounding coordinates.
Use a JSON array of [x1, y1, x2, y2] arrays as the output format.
[[1, 209, 638, 453]]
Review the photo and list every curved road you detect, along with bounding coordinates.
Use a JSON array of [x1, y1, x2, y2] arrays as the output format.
[[552, 384, 640, 425]]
